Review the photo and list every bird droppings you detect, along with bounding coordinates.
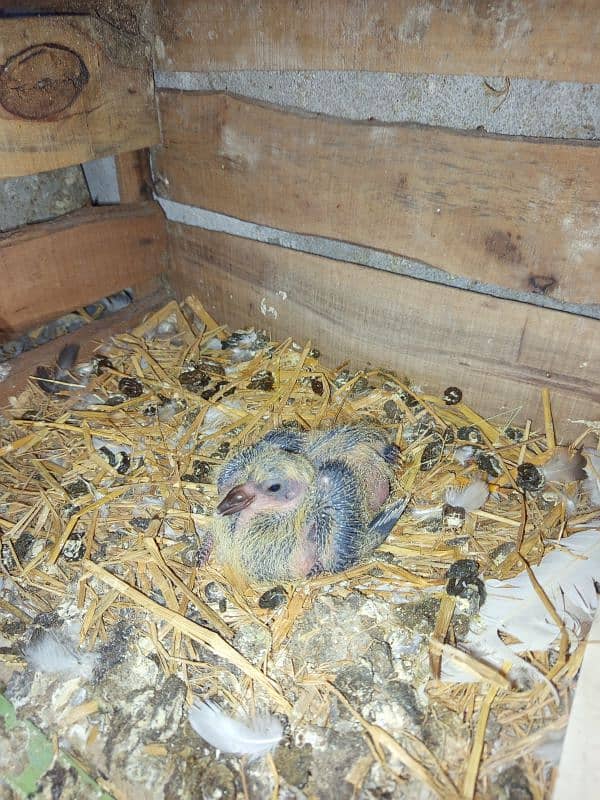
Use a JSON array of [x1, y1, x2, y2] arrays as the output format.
[[443, 386, 462, 405], [516, 462, 545, 491], [118, 376, 144, 397], [258, 586, 287, 609], [0, 295, 598, 799]]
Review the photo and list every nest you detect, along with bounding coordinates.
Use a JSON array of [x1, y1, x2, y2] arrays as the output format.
[[0, 295, 598, 799]]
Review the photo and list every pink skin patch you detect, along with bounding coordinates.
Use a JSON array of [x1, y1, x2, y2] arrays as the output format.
[[226, 480, 308, 531], [289, 523, 319, 578], [372, 476, 390, 510]]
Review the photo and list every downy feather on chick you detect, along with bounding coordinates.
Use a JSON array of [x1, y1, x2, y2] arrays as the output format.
[[212, 424, 408, 583]]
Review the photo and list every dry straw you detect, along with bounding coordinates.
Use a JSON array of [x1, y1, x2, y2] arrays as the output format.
[[0, 295, 597, 798]]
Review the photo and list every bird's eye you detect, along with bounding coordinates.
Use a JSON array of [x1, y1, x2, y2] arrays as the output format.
[[267, 483, 281, 493]]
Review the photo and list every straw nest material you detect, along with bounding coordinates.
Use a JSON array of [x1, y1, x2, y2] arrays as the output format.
[[0, 295, 598, 800]]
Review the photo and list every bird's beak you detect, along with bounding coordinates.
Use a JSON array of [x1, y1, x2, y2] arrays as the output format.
[[217, 485, 255, 516]]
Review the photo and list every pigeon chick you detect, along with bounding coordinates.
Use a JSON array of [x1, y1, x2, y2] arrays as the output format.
[[212, 425, 407, 583], [304, 424, 401, 513]]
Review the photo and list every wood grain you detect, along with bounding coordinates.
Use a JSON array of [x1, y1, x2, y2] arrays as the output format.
[[156, 0, 600, 83], [155, 92, 600, 307], [0, 15, 159, 178], [0, 204, 167, 336], [116, 149, 153, 202], [168, 222, 600, 431], [0, 279, 171, 407]]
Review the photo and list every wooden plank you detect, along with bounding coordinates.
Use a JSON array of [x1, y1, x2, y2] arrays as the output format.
[[156, 0, 600, 83], [554, 608, 600, 799], [116, 149, 153, 202], [168, 223, 600, 431], [0, 14, 159, 178], [0, 279, 171, 407], [155, 91, 600, 307], [0, 203, 167, 336]]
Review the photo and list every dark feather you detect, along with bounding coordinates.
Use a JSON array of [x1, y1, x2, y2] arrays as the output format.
[[316, 460, 363, 571], [368, 496, 410, 542], [34, 365, 60, 394], [262, 427, 306, 453], [56, 343, 80, 373]]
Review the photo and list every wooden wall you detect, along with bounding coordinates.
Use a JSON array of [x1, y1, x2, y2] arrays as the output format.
[[155, 92, 599, 307], [0, 13, 158, 178], [0, 7, 168, 356], [156, 0, 600, 83], [0, 204, 167, 336], [153, 1, 600, 428]]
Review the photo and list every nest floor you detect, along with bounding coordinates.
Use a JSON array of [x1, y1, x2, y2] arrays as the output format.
[[0, 295, 598, 800]]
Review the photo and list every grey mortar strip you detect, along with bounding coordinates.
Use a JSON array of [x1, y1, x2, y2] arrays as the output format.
[[157, 198, 600, 321], [154, 71, 600, 140]]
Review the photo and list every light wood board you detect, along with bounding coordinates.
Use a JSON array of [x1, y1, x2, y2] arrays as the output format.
[[554, 607, 600, 799], [156, 0, 600, 83], [0, 280, 171, 407], [0, 14, 159, 178], [168, 222, 600, 431], [0, 204, 167, 336], [155, 92, 600, 307]]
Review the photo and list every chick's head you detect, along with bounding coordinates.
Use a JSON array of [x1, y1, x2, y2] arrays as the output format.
[[216, 447, 316, 518]]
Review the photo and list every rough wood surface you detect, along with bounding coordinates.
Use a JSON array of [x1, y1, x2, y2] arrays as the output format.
[[168, 223, 600, 431], [116, 149, 153, 202], [0, 279, 171, 407], [156, 0, 600, 83], [155, 92, 600, 308], [0, 14, 159, 178], [0, 204, 167, 336]]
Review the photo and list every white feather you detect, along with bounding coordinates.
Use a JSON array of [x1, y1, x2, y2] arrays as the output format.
[[583, 450, 600, 506], [25, 631, 97, 679], [540, 447, 586, 484], [188, 699, 282, 759], [0, 362, 13, 382], [410, 504, 443, 521], [445, 479, 489, 512], [541, 488, 579, 519], [441, 530, 600, 684], [453, 446, 476, 466]]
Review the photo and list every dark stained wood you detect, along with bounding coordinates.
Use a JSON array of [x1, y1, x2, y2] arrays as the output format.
[[0, 203, 167, 335], [116, 149, 153, 202], [156, 0, 600, 83], [0, 14, 159, 178], [155, 92, 600, 307], [0, 279, 172, 406], [168, 222, 600, 431]]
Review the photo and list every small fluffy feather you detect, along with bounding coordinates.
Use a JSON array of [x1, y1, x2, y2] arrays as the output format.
[[540, 447, 586, 484], [583, 449, 600, 506], [442, 529, 600, 684], [25, 631, 97, 679], [453, 446, 476, 466], [542, 488, 578, 518], [188, 700, 282, 759], [445, 479, 489, 512]]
